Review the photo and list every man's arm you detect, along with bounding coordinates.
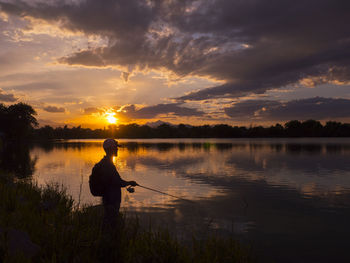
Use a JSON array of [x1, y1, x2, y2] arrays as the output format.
[[119, 178, 137, 187], [113, 168, 137, 187]]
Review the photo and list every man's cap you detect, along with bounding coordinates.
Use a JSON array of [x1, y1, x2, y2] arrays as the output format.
[[103, 138, 122, 150]]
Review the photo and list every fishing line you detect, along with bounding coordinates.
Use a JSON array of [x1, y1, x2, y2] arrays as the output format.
[[127, 184, 226, 235], [128, 184, 194, 203]]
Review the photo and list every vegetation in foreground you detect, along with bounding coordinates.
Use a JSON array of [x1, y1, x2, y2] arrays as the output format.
[[0, 172, 253, 263]]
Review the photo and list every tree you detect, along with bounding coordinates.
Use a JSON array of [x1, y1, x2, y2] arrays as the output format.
[[285, 120, 302, 137], [324, 121, 342, 136], [300, 120, 323, 137], [0, 102, 38, 140], [268, 123, 285, 137]]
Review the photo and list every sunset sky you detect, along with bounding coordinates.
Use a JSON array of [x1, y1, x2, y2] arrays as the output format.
[[0, 0, 350, 128]]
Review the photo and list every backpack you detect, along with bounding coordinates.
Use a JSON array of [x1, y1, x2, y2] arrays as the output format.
[[89, 162, 107, 196]]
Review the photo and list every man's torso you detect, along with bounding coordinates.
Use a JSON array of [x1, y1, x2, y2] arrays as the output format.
[[98, 156, 122, 205]]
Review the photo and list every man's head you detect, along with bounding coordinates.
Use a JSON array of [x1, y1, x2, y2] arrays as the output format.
[[103, 138, 120, 156]]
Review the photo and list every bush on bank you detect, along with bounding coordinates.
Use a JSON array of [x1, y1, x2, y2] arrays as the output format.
[[0, 172, 253, 263]]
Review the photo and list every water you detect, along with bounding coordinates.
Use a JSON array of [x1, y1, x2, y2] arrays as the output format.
[[18, 138, 350, 262]]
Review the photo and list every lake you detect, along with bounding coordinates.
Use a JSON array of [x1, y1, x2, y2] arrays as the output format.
[[26, 138, 350, 262]]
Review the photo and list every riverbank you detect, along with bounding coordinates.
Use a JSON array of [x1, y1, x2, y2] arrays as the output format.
[[0, 172, 254, 262]]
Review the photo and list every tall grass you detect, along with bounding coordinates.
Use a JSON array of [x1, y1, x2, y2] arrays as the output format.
[[0, 172, 254, 262]]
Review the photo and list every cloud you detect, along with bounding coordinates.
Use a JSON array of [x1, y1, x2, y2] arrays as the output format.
[[43, 105, 65, 113], [0, 89, 17, 102], [1, 81, 61, 91], [118, 103, 204, 119], [176, 83, 257, 101], [224, 100, 280, 119], [224, 97, 350, 121], [83, 107, 100, 114], [1, 0, 350, 102]]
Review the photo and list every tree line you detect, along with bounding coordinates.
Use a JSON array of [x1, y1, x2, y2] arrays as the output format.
[[34, 120, 350, 139], [1, 103, 350, 140]]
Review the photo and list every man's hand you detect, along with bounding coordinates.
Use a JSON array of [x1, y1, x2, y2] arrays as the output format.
[[129, 181, 137, 187]]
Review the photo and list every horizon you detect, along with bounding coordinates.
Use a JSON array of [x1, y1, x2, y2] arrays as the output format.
[[33, 118, 350, 129], [0, 1, 350, 128]]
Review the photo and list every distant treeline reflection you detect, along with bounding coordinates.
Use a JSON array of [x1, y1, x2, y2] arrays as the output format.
[[1, 140, 349, 180], [36, 141, 350, 154], [34, 120, 350, 139]]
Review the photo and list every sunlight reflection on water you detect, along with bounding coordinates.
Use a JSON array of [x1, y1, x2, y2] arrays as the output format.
[[31, 138, 350, 207]]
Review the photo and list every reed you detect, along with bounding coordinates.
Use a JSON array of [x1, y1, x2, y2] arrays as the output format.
[[0, 172, 254, 262]]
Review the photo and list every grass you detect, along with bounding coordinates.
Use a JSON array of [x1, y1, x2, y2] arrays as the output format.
[[0, 172, 254, 263]]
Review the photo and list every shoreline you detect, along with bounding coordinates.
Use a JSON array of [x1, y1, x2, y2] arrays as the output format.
[[0, 172, 254, 262]]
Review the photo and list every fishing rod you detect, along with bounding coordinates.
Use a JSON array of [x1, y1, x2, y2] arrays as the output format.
[[127, 184, 194, 203]]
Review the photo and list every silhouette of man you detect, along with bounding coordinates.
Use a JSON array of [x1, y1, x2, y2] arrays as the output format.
[[99, 138, 137, 227]]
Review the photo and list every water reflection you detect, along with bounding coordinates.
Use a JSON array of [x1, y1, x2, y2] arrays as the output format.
[[29, 138, 350, 263], [30, 139, 350, 203], [0, 142, 37, 178]]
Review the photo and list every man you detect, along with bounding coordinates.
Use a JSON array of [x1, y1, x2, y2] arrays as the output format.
[[98, 138, 137, 227]]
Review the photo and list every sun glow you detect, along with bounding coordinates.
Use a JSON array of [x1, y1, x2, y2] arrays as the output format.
[[105, 111, 117, 124]]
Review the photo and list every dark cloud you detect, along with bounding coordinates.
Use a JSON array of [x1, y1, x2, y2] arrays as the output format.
[[224, 100, 280, 119], [1, 0, 350, 100], [118, 103, 204, 119], [177, 83, 265, 101], [224, 97, 350, 121], [0, 90, 17, 102], [43, 105, 65, 113]]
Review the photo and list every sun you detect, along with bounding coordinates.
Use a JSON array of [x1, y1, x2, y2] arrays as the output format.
[[107, 115, 117, 124], [105, 111, 117, 124]]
